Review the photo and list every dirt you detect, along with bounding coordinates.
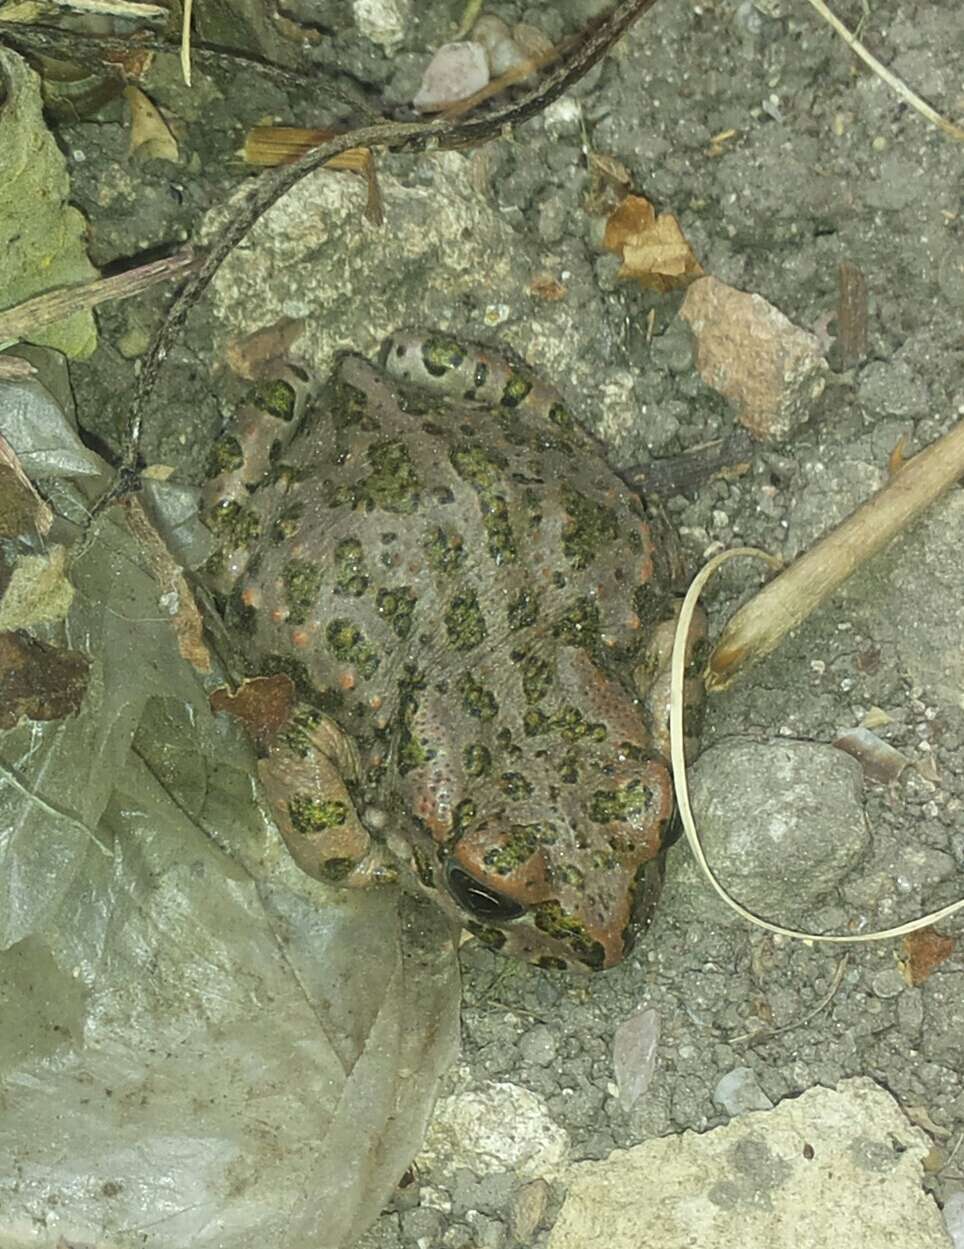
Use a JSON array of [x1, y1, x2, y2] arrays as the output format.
[[43, 0, 964, 1244]]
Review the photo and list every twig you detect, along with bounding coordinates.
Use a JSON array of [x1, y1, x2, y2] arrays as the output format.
[[806, 0, 964, 141], [180, 0, 192, 85], [728, 954, 849, 1044], [0, 24, 381, 122], [0, 250, 198, 346], [47, 0, 166, 17]]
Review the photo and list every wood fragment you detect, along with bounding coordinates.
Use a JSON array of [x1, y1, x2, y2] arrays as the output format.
[[0, 250, 196, 345], [836, 260, 867, 370]]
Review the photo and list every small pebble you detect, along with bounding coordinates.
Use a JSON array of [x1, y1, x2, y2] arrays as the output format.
[[943, 1190, 964, 1248], [712, 1066, 774, 1116], [473, 14, 528, 77], [613, 1007, 659, 1112], [519, 1024, 557, 1067], [870, 968, 906, 999], [508, 1178, 550, 1244], [413, 42, 489, 112]]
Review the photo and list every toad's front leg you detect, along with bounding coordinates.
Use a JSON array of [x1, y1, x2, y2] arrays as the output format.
[[258, 702, 397, 888]]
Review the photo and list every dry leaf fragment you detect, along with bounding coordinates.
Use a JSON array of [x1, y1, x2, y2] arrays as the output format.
[[902, 1103, 953, 1141], [125, 85, 179, 163], [225, 318, 307, 381], [899, 928, 955, 986], [528, 273, 567, 301], [837, 260, 868, 369], [584, 150, 633, 216], [0, 433, 53, 538], [603, 195, 704, 292], [123, 498, 211, 672], [0, 545, 74, 629], [860, 706, 893, 729], [242, 127, 383, 225], [888, 434, 909, 477], [210, 675, 296, 745], [0, 630, 89, 729]]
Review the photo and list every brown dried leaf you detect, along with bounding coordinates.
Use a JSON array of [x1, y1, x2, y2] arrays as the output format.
[[242, 128, 383, 224], [888, 434, 909, 477], [225, 318, 307, 381], [210, 675, 296, 744], [899, 928, 955, 986], [832, 727, 910, 783], [584, 151, 632, 217], [603, 195, 704, 292], [125, 85, 179, 163], [529, 273, 567, 302], [0, 357, 37, 380], [123, 499, 211, 673], [0, 630, 89, 729], [103, 46, 154, 82], [0, 433, 53, 538]]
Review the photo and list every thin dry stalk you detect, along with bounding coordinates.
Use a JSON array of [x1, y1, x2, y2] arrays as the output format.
[[0, 250, 197, 346], [806, 0, 964, 141], [708, 416, 964, 688]]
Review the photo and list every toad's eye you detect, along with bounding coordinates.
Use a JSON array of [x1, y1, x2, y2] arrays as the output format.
[[445, 864, 526, 922]]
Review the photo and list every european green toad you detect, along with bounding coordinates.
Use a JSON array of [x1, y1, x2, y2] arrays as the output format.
[[200, 332, 702, 971]]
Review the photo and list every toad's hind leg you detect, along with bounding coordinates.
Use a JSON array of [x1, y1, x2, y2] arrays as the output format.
[[259, 702, 398, 888]]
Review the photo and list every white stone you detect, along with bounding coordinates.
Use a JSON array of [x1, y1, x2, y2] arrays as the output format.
[[548, 1079, 951, 1249], [944, 1191, 964, 1248], [418, 1082, 570, 1181], [353, 0, 408, 51], [413, 42, 489, 112]]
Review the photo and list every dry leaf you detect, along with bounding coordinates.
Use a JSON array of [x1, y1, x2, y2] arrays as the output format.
[[242, 127, 383, 224], [888, 434, 909, 476], [125, 85, 179, 163], [603, 195, 704, 292], [899, 928, 955, 986], [832, 727, 910, 783], [529, 273, 567, 301], [210, 675, 297, 744], [141, 463, 176, 481], [584, 150, 632, 216], [124, 499, 211, 672], [901, 1103, 953, 1141], [226, 317, 307, 381], [0, 433, 53, 537], [0, 630, 89, 729]]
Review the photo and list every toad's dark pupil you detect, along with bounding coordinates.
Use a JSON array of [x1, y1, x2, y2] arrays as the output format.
[[445, 864, 526, 921]]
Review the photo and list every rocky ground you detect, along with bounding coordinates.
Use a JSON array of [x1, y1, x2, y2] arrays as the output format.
[[19, 0, 964, 1244]]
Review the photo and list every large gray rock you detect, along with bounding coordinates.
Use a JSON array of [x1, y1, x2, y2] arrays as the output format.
[[663, 739, 870, 928]]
